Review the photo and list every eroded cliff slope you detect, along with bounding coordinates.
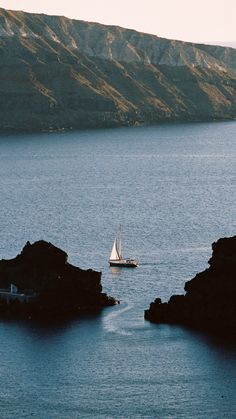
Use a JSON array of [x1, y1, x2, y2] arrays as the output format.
[[0, 8, 236, 132]]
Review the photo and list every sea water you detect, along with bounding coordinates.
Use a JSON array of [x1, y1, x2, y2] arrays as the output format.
[[0, 121, 236, 418]]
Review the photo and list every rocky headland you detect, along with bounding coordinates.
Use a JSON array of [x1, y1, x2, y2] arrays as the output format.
[[145, 235, 236, 336], [0, 240, 117, 318], [0, 8, 236, 133]]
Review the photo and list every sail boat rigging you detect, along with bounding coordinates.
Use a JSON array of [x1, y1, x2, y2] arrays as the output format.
[[109, 226, 139, 267]]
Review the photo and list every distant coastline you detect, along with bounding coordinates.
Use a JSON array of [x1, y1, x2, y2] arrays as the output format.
[[1, 116, 236, 137]]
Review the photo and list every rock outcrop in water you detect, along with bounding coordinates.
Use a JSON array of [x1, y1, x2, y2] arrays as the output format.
[[0, 7, 236, 133], [145, 235, 236, 336], [0, 240, 117, 318]]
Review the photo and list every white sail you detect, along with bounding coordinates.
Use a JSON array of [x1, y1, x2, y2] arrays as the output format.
[[110, 239, 120, 260], [109, 227, 139, 267]]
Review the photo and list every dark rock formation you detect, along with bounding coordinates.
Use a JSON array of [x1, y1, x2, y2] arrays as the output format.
[[145, 236, 236, 336], [0, 8, 236, 133], [0, 240, 117, 318]]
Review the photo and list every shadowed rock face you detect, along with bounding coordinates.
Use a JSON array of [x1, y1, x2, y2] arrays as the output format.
[[0, 8, 236, 133], [145, 236, 236, 336], [0, 240, 117, 317]]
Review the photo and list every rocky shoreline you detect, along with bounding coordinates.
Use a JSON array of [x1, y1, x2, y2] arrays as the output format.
[[0, 240, 117, 319], [145, 235, 236, 336]]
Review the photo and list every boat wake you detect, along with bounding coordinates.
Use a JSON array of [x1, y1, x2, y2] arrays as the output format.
[[103, 303, 133, 336]]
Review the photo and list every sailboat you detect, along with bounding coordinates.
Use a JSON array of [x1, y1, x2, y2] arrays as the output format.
[[109, 226, 139, 267]]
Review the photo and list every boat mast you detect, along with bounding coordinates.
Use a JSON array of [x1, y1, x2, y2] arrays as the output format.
[[119, 224, 123, 260]]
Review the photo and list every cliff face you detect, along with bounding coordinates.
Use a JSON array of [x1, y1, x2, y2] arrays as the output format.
[[0, 8, 236, 133], [145, 236, 236, 336], [0, 240, 117, 317]]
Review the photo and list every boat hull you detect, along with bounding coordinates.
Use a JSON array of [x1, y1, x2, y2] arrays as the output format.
[[109, 259, 139, 267]]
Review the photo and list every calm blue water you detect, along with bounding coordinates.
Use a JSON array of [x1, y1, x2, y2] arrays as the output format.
[[0, 121, 236, 418]]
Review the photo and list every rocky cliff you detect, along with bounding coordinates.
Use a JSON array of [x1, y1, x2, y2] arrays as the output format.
[[0, 240, 117, 318], [145, 236, 236, 336], [0, 8, 236, 133]]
